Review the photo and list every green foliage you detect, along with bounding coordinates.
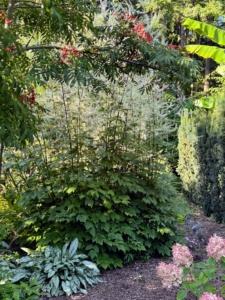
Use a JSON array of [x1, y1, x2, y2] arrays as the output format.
[[183, 18, 225, 69], [0, 238, 101, 297], [177, 92, 225, 222], [0, 0, 201, 145], [0, 279, 41, 300], [2, 80, 186, 269], [177, 256, 225, 299], [14, 238, 101, 296], [194, 97, 215, 109], [183, 19, 225, 47]]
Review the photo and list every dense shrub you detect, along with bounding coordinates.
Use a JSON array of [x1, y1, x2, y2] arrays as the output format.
[[2, 80, 186, 269], [177, 93, 225, 222]]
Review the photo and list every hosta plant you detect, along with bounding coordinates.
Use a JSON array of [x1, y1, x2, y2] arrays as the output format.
[[9, 238, 102, 296]]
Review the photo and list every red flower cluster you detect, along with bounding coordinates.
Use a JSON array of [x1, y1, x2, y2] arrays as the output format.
[[60, 45, 82, 61], [116, 12, 153, 43], [168, 44, 189, 56], [121, 11, 138, 24], [6, 44, 16, 52], [20, 87, 35, 105], [168, 44, 181, 50], [5, 18, 13, 24], [131, 23, 153, 43], [0, 10, 5, 21]]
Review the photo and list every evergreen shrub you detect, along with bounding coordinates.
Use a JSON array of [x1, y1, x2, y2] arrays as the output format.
[[177, 93, 225, 222]]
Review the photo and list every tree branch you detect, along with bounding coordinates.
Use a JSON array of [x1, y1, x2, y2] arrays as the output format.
[[5, 0, 16, 29]]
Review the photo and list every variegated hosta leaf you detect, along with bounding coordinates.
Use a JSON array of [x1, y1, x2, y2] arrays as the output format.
[[77, 275, 87, 289], [44, 263, 53, 273], [61, 280, 72, 295], [44, 246, 52, 258], [69, 238, 78, 257], [50, 275, 59, 289], [11, 272, 27, 283], [3, 238, 101, 297], [82, 260, 99, 272], [62, 242, 69, 256]]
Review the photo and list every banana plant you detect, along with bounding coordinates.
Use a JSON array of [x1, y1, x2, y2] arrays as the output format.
[[183, 18, 225, 65], [182, 18, 225, 108]]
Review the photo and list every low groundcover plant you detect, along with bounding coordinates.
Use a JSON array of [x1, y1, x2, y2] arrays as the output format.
[[156, 234, 225, 300], [0, 238, 102, 297]]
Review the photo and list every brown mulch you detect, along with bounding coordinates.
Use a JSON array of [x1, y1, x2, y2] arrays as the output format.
[[45, 206, 225, 300]]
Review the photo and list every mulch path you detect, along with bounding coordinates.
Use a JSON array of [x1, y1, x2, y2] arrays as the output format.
[[45, 206, 225, 300]]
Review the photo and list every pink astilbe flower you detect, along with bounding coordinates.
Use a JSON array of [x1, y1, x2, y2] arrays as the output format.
[[156, 262, 183, 288], [172, 243, 193, 267], [206, 234, 225, 261], [199, 292, 224, 300]]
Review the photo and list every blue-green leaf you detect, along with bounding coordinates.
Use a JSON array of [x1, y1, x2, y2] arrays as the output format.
[[69, 238, 78, 257]]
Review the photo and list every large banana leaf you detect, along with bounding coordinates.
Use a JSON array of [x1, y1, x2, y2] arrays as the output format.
[[183, 18, 225, 46], [184, 45, 225, 63]]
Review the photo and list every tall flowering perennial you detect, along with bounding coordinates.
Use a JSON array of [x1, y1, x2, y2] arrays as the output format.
[[172, 243, 193, 267], [206, 234, 225, 261], [199, 292, 224, 300], [156, 262, 183, 288]]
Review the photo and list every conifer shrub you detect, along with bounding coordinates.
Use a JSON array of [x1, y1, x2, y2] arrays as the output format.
[[177, 93, 225, 222]]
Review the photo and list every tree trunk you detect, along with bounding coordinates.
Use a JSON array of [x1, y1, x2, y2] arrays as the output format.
[[204, 58, 211, 91], [0, 142, 4, 182], [180, 25, 186, 47]]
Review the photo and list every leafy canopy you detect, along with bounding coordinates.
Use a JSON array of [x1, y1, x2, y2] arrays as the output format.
[[0, 0, 200, 146]]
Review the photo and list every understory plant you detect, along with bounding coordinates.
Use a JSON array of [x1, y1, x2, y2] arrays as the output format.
[[0, 279, 41, 300], [0, 239, 102, 300], [0, 238, 102, 297], [157, 235, 225, 300]]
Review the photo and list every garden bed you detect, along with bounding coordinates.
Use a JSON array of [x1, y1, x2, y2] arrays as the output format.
[[45, 206, 225, 300]]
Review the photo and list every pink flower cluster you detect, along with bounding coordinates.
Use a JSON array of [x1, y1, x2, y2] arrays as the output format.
[[206, 234, 225, 261], [156, 262, 183, 288], [157, 244, 194, 289], [172, 243, 193, 267], [199, 292, 224, 300]]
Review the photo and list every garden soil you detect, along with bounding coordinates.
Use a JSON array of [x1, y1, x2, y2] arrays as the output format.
[[44, 206, 225, 300]]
